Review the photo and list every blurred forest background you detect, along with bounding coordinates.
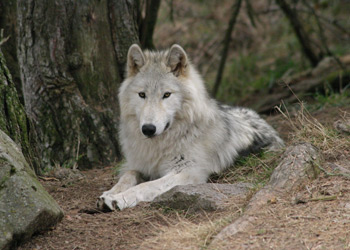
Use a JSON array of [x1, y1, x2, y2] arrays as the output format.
[[0, 0, 349, 173], [153, 0, 350, 109]]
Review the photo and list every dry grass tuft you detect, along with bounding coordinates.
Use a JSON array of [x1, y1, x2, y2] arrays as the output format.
[[139, 208, 242, 250], [276, 101, 350, 162]]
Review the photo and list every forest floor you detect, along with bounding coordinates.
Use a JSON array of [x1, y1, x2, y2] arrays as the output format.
[[18, 106, 350, 250]]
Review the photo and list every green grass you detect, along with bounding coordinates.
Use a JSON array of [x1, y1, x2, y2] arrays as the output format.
[[214, 26, 307, 104], [306, 89, 350, 111], [331, 43, 350, 57], [216, 52, 304, 104], [209, 150, 282, 188]]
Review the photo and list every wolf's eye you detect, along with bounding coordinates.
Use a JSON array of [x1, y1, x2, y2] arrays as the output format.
[[163, 92, 171, 99], [138, 92, 146, 98]]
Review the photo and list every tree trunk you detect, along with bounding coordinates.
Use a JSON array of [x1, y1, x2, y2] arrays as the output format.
[[0, 0, 23, 102], [0, 48, 40, 173], [139, 0, 161, 50], [15, 0, 140, 170]]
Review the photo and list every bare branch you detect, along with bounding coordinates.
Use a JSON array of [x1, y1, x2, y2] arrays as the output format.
[[212, 0, 243, 97], [275, 0, 321, 67], [301, 0, 346, 70]]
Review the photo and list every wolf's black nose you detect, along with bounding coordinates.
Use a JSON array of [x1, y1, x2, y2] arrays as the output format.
[[142, 124, 156, 137]]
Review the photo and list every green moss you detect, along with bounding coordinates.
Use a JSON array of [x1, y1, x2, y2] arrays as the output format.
[[308, 160, 321, 180], [0, 86, 9, 134], [0, 175, 9, 190], [0, 159, 10, 190], [0, 50, 25, 144], [10, 165, 16, 175], [0, 49, 39, 173]]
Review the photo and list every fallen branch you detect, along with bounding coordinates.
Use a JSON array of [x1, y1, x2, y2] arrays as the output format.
[[309, 195, 337, 202], [38, 176, 60, 182], [239, 55, 350, 113], [314, 161, 350, 179]]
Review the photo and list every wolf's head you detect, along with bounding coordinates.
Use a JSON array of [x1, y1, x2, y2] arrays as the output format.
[[118, 44, 191, 138]]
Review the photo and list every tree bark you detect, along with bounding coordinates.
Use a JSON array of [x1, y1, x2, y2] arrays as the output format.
[[139, 0, 161, 50], [15, 0, 140, 170], [0, 48, 40, 173], [108, 0, 140, 78], [0, 0, 23, 102], [276, 0, 321, 67]]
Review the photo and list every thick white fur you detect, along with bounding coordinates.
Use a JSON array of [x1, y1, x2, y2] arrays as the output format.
[[98, 44, 284, 210]]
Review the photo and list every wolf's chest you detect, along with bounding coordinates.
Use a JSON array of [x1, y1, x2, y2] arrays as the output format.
[[122, 133, 183, 177]]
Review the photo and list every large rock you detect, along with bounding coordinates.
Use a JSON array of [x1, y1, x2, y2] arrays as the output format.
[[0, 130, 63, 250], [153, 183, 253, 212]]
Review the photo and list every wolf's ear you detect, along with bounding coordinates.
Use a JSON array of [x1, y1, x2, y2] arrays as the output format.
[[127, 44, 145, 77], [167, 44, 188, 77]]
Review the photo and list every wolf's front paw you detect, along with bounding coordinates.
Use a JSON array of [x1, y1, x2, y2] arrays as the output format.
[[96, 195, 119, 211]]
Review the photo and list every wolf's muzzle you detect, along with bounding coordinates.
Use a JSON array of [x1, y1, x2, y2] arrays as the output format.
[[142, 124, 156, 137]]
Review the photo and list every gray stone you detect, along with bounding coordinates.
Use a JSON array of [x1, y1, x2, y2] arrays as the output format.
[[0, 130, 64, 250], [153, 182, 252, 211]]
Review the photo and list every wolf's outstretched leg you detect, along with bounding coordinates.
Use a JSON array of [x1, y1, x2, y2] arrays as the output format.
[[99, 167, 208, 210], [97, 170, 142, 210]]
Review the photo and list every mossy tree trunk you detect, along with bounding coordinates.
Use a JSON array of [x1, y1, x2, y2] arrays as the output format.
[[0, 48, 40, 173], [0, 0, 23, 102], [13, 0, 140, 170]]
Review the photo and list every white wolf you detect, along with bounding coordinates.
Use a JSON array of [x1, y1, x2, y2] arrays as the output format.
[[97, 44, 284, 211]]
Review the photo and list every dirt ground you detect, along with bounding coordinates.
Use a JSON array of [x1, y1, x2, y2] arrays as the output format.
[[18, 107, 350, 250]]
